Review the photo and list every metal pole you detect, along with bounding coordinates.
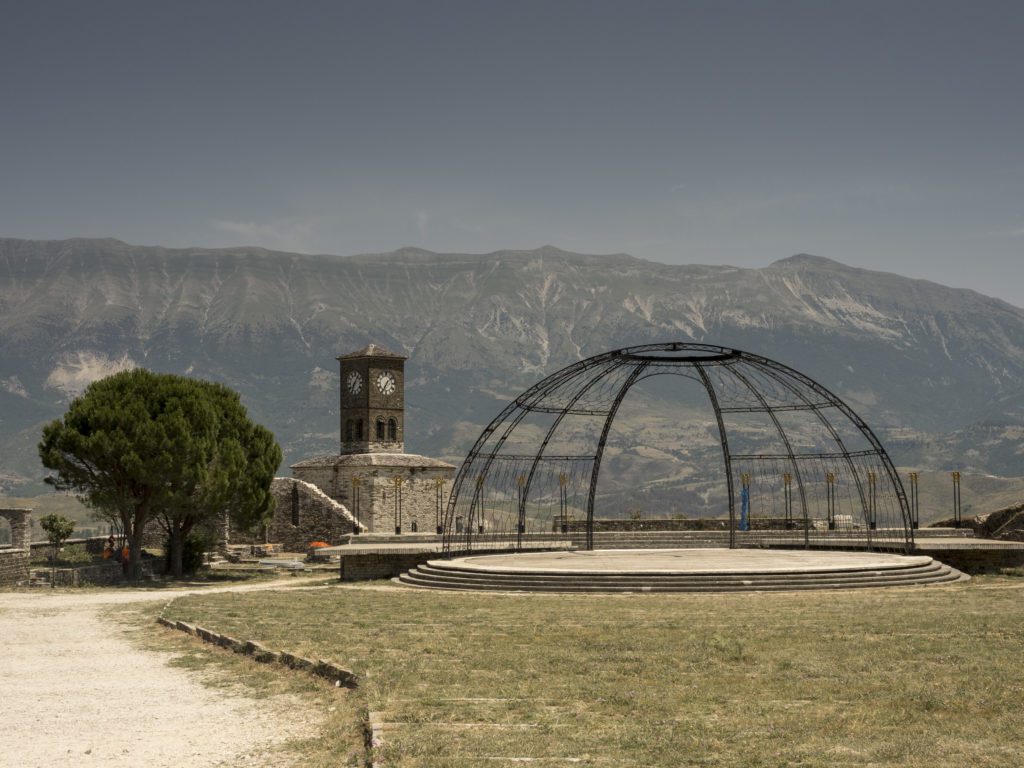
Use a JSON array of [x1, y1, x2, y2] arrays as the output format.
[[826, 472, 836, 530], [740, 473, 750, 534], [783, 472, 794, 530], [585, 362, 648, 552], [351, 476, 361, 535], [435, 478, 444, 535], [559, 472, 568, 534], [908, 472, 919, 530], [393, 476, 402, 535], [516, 474, 526, 550], [867, 471, 877, 531], [475, 474, 485, 536], [693, 363, 737, 549], [952, 471, 961, 528]]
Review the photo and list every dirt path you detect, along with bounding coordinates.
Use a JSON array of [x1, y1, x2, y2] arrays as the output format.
[[0, 578, 332, 768]]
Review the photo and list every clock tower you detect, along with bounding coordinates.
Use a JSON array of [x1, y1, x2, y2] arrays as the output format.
[[338, 344, 405, 454], [290, 342, 454, 535]]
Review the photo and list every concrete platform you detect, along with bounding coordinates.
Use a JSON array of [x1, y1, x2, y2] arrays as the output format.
[[396, 548, 968, 593]]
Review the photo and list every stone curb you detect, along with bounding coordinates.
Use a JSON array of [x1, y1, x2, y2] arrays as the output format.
[[367, 710, 386, 768], [155, 615, 359, 689]]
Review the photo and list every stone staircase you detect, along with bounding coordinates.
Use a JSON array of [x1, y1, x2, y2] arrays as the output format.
[[396, 556, 967, 593]]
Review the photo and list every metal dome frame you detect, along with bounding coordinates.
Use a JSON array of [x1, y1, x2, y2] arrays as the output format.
[[442, 342, 913, 554]]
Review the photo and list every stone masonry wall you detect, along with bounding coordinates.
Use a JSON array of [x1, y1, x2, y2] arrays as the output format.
[[231, 478, 362, 551], [339, 550, 436, 581], [0, 549, 30, 587], [566, 517, 815, 532], [294, 464, 453, 534], [0, 508, 31, 586], [914, 545, 1024, 574], [363, 471, 450, 534]]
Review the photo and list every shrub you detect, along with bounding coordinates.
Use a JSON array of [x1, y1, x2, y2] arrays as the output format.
[[164, 533, 208, 576]]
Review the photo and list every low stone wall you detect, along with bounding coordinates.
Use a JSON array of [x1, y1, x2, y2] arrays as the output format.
[[0, 548, 30, 587], [566, 518, 812, 532], [29, 535, 109, 559], [48, 562, 123, 586], [339, 551, 437, 581], [915, 545, 1024, 574], [43, 557, 164, 586], [0, 508, 32, 586]]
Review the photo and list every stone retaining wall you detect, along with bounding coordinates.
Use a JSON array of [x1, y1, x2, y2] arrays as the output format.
[[0, 508, 31, 586], [914, 546, 1024, 574], [47, 562, 123, 586], [566, 517, 814, 532], [29, 535, 109, 558], [0, 548, 30, 586], [339, 551, 438, 581]]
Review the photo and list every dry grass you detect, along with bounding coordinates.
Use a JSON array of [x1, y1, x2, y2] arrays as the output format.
[[121, 597, 370, 767], [160, 575, 1024, 767]]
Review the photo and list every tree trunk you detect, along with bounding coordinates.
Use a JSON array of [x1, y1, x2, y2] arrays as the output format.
[[170, 526, 185, 579], [127, 503, 150, 582]]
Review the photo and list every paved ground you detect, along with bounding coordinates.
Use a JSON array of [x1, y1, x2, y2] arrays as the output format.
[[447, 547, 934, 574], [0, 578, 330, 768]]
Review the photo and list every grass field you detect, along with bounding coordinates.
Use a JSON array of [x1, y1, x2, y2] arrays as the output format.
[[161, 576, 1024, 767]]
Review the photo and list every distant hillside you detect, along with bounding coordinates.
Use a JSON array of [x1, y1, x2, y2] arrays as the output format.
[[2, 237, 1022, 516]]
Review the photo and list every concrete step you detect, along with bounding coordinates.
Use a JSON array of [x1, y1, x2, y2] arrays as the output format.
[[396, 556, 966, 593], [412, 559, 949, 582]]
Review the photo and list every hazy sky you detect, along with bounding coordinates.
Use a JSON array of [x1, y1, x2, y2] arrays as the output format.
[[2, 1, 1022, 305]]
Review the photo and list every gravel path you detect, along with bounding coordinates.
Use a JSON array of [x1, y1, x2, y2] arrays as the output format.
[[0, 579, 330, 768]]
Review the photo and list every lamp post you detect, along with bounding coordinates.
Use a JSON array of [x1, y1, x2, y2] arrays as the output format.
[[558, 472, 568, 534], [908, 472, 919, 530], [826, 471, 836, 531], [435, 477, 444, 535], [783, 472, 794, 530], [516, 474, 527, 549], [351, 475, 361, 535], [952, 471, 962, 528], [475, 474, 485, 537], [393, 476, 403, 535], [867, 471, 877, 530]]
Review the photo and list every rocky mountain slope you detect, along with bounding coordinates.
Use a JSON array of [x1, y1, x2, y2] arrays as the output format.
[[2, 237, 1022, 516]]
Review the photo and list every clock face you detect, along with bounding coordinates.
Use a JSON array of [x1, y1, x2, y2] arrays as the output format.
[[346, 371, 363, 395], [375, 370, 397, 396]]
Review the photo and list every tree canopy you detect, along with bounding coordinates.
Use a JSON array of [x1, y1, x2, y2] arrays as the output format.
[[39, 369, 281, 578]]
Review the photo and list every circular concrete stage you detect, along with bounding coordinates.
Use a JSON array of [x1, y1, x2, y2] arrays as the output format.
[[396, 548, 968, 592]]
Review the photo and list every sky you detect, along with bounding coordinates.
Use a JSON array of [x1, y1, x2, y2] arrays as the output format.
[[1, 0, 1023, 305]]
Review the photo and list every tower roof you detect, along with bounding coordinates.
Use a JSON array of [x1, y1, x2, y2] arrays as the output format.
[[337, 343, 407, 360]]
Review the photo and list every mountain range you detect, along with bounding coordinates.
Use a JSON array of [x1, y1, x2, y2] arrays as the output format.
[[2, 237, 1022, 520]]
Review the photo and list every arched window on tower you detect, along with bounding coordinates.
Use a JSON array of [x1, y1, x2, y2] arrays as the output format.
[[356, 419, 364, 441], [388, 418, 397, 441], [376, 418, 385, 441], [345, 420, 354, 442]]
